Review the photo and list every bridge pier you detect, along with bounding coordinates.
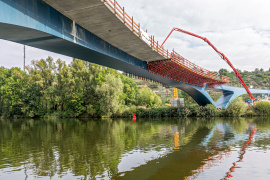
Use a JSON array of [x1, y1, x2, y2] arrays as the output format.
[[215, 86, 270, 109]]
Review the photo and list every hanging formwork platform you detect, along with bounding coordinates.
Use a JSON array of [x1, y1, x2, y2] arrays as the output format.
[[148, 50, 230, 87]]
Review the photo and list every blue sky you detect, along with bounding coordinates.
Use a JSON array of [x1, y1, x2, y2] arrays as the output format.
[[1, 0, 270, 71]]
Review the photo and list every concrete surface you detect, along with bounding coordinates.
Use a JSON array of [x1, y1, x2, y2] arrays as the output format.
[[44, 0, 165, 62]]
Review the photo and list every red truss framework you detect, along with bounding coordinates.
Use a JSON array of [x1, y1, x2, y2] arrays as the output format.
[[148, 50, 230, 87]]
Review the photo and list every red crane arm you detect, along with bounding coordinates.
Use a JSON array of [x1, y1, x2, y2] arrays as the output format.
[[161, 28, 255, 100]]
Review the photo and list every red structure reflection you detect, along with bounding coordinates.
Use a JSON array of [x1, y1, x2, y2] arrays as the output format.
[[186, 125, 257, 180], [222, 125, 257, 180]]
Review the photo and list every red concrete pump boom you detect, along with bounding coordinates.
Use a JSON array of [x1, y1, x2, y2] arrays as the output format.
[[161, 28, 255, 100]]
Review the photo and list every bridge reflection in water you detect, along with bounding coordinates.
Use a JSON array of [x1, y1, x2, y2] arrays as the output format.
[[1, 117, 270, 179]]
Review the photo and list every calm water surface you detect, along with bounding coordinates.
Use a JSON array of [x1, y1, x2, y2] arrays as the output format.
[[0, 117, 270, 179]]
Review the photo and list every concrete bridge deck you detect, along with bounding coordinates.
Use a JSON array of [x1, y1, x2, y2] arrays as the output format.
[[43, 0, 165, 62]]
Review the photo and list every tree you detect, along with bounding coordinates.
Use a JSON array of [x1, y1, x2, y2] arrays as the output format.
[[137, 85, 162, 107], [0, 68, 26, 117], [227, 97, 247, 117], [120, 75, 138, 105], [96, 74, 123, 117], [21, 83, 42, 117], [219, 68, 229, 76], [254, 68, 260, 73]]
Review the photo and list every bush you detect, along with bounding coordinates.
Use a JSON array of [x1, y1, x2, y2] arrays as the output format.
[[227, 97, 247, 117], [191, 104, 217, 117], [121, 105, 137, 117], [192, 105, 205, 117], [255, 101, 270, 115], [134, 107, 178, 118], [136, 108, 153, 118], [178, 107, 191, 117], [204, 104, 218, 117]]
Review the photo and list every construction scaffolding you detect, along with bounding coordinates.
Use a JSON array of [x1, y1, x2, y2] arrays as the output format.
[[148, 50, 230, 87]]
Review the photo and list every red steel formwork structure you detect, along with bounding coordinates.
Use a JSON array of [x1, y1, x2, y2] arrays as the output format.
[[148, 50, 230, 87]]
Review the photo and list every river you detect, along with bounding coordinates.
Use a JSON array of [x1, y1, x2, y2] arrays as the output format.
[[0, 117, 270, 179]]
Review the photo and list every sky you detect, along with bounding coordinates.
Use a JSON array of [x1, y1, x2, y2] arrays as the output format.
[[1, 0, 270, 71], [0, 39, 72, 70]]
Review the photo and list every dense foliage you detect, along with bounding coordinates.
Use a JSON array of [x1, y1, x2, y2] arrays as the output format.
[[227, 97, 247, 117], [0, 57, 162, 118], [254, 101, 270, 115], [219, 68, 270, 89], [1, 58, 269, 118]]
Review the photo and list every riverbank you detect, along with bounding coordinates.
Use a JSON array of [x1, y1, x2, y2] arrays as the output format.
[[119, 98, 270, 118], [2, 97, 270, 119]]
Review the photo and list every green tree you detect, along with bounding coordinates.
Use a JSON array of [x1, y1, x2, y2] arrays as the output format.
[[120, 75, 138, 105], [137, 85, 162, 107], [227, 97, 247, 116], [0, 68, 26, 117], [96, 74, 123, 117], [21, 83, 42, 117]]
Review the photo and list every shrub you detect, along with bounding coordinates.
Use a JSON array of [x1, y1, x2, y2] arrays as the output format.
[[178, 107, 191, 117], [255, 101, 270, 115], [227, 97, 247, 117], [191, 104, 217, 117], [134, 107, 179, 118], [204, 104, 218, 117], [192, 105, 205, 117], [122, 105, 137, 117], [136, 108, 148, 117]]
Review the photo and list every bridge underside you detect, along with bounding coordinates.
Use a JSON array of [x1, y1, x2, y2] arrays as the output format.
[[43, 0, 165, 62]]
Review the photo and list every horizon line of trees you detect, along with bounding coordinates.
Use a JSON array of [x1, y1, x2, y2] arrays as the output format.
[[219, 68, 270, 88]]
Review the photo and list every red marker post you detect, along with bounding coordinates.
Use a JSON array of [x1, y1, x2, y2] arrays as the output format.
[[133, 113, 136, 122]]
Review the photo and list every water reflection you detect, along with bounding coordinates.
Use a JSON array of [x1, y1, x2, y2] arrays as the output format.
[[222, 125, 256, 180], [0, 117, 270, 179]]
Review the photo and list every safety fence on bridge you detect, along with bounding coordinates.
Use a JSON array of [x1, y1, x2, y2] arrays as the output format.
[[103, 0, 230, 87]]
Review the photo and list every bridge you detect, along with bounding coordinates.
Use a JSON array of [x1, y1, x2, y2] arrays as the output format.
[[0, 0, 269, 108]]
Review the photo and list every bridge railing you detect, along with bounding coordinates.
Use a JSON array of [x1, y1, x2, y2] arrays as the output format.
[[103, 0, 171, 59]]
